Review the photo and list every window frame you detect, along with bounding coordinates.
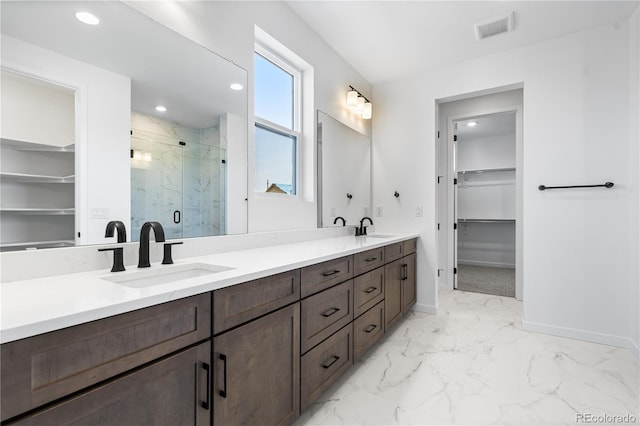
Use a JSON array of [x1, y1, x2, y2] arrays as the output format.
[[253, 43, 302, 196]]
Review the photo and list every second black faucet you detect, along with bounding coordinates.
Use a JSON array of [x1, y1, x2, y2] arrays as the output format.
[[138, 221, 166, 268]]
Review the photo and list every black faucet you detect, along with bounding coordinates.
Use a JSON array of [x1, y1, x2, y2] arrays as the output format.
[[105, 220, 127, 243], [356, 217, 374, 236], [138, 221, 166, 268], [333, 216, 346, 226]]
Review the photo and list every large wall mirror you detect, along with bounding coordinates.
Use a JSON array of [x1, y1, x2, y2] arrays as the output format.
[[317, 111, 371, 228], [0, 1, 248, 251]]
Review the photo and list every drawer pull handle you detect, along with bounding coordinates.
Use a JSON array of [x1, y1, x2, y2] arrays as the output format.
[[401, 264, 408, 281], [364, 286, 377, 294], [321, 307, 340, 317], [364, 324, 377, 333], [322, 355, 340, 369], [201, 362, 211, 410], [364, 257, 378, 262], [322, 270, 340, 277], [218, 353, 228, 398]]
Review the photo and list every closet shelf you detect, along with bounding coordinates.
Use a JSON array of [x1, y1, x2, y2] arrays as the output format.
[[0, 240, 76, 251], [1, 208, 75, 215], [457, 167, 515, 174], [0, 138, 75, 152], [0, 172, 75, 183]]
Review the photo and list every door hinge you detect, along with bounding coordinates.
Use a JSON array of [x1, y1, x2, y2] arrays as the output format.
[[437, 223, 440, 230], [454, 178, 458, 185], [77, 232, 81, 238], [437, 175, 443, 184], [438, 268, 444, 277], [453, 135, 458, 142], [453, 223, 457, 230], [437, 131, 440, 138], [454, 267, 458, 275]]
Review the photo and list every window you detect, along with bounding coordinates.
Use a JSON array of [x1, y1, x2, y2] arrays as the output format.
[[254, 45, 301, 195]]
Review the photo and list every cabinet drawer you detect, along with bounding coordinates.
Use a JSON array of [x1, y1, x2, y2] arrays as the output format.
[[213, 269, 300, 334], [8, 342, 211, 426], [1, 294, 210, 422], [354, 301, 385, 361], [403, 238, 417, 255], [353, 247, 385, 276], [353, 267, 384, 318], [301, 255, 353, 298], [384, 242, 405, 263], [301, 323, 353, 412], [301, 280, 353, 353]]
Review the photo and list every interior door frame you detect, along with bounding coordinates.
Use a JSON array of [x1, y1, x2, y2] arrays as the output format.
[[444, 104, 523, 300]]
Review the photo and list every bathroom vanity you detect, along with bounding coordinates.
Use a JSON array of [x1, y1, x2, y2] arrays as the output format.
[[0, 235, 417, 425]]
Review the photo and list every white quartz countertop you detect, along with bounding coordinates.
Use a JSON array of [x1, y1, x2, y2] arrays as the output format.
[[1, 233, 418, 344]]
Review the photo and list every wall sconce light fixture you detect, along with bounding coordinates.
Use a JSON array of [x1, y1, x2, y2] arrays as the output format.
[[346, 85, 372, 120]]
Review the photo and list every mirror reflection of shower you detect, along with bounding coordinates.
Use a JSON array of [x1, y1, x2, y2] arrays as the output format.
[[130, 111, 226, 241]]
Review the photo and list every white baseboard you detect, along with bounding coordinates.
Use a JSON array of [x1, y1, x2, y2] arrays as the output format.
[[413, 303, 438, 314], [522, 319, 636, 352]]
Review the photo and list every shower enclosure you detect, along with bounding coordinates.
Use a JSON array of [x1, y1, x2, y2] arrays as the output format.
[[130, 128, 226, 241]]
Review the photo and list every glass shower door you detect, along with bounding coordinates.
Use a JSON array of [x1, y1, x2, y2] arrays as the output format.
[[130, 135, 183, 241]]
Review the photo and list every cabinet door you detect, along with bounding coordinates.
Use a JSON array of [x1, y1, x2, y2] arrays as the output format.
[[213, 303, 300, 426], [1, 293, 210, 422], [10, 342, 211, 426], [384, 258, 403, 328], [402, 253, 417, 314]]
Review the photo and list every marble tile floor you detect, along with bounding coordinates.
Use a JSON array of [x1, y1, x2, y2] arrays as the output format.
[[294, 290, 639, 426]]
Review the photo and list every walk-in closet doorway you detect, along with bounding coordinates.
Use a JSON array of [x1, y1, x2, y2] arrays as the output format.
[[436, 88, 523, 300]]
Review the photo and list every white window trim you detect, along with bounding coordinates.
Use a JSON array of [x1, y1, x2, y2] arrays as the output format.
[[254, 43, 302, 197]]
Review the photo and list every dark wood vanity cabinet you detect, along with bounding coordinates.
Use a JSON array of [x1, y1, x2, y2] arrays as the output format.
[[7, 342, 211, 426], [213, 304, 300, 426], [1, 237, 418, 426], [1, 293, 211, 423], [384, 239, 417, 329]]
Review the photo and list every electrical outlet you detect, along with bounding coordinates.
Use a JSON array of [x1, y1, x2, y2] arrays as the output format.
[[91, 208, 109, 219], [415, 205, 423, 217], [376, 206, 383, 217]]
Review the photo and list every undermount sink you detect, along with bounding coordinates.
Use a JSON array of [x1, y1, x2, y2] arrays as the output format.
[[365, 234, 397, 239], [103, 263, 233, 288]]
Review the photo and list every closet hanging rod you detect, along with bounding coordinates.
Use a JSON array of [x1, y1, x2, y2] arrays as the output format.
[[538, 182, 614, 191]]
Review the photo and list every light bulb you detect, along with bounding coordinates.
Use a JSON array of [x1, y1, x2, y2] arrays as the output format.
[[355, 96, 365, 114], [346, 90, 358, 110], [362, 102, 372, 119], [143, 152, 152, 162]]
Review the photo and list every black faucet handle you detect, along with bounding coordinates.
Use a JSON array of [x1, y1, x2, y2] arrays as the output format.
[[98, 247, 126, 272], [162, 241, 183, 265]]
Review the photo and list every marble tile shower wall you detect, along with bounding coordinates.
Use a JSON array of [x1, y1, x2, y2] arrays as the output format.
[[130, 112, 224, 240]]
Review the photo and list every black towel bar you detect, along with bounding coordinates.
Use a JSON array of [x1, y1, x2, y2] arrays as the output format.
[[538, 182, 614, 191]]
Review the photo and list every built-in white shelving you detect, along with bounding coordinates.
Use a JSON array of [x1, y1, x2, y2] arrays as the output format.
[[1, 71, 76, 251]]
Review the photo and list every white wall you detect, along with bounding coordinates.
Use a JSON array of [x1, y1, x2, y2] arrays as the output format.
[[1, 36, 131, 245], [629, 5, 640, 358], [127, 1, 372, 233], [374, 20, 637, 348]]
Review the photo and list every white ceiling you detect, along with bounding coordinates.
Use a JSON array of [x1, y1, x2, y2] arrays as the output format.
[[286, 1, 639, 84]]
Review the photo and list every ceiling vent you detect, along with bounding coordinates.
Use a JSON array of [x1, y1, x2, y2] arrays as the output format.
[[474, 12, 515, 40]]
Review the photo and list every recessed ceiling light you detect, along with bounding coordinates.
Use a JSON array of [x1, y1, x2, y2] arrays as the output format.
[[467, 121, 478, 127], [155, 105, 167, 112], [230, 83, 243, 91], [75, 12, 100, 25]]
